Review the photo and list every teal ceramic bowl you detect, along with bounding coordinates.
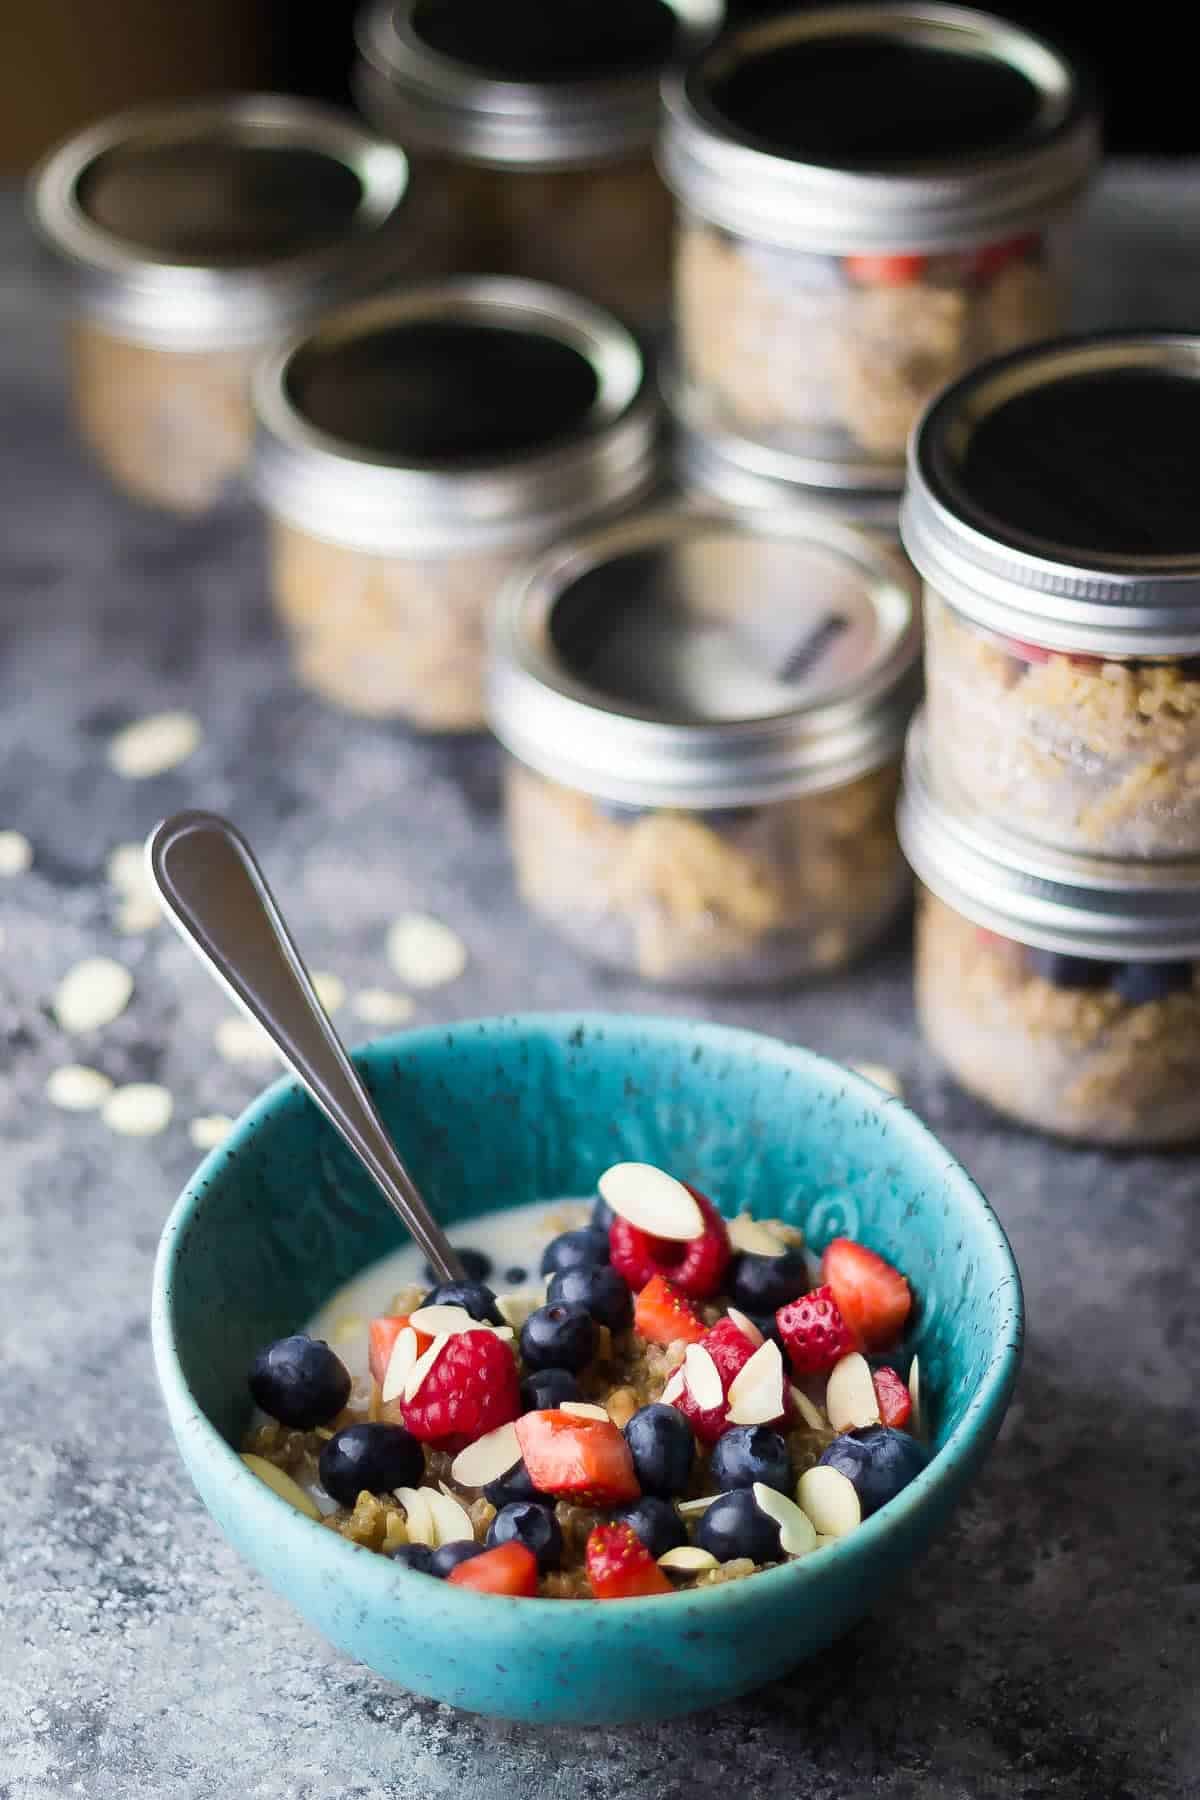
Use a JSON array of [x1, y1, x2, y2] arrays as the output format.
[[152, 1013, 1021, 1726]]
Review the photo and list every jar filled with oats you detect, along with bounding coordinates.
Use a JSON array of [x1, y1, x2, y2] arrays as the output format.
[[353, 0, 721, 329], [29, 97, 411, 515], [659, 4, 1098, 489], [900, 712, 1200, 1145], [904, 333, 1200, 858], [253, 278, 657, 732], [488, 504, 920, 987]]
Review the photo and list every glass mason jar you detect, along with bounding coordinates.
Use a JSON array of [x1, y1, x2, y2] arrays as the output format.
[[353, 0, 722, 330], [488, 504, 920, 987], [900, 711, 1200, 1146], [659, 5, 1099, 489], [253, 278, 657, 732], [904, 333, 1200, 858], [29, 97, 411, 515]]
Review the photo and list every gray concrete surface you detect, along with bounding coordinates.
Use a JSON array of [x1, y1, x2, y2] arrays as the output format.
[[1, 170, 1198, 1800]]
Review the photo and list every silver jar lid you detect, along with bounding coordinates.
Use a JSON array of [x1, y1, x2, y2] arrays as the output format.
[[29, 96, 409, 352], [488, 503, 920, 809], [355, 0, 723, 168], [899, 711, 1200, 958], [659, 4, 1098, 253], [903, 332, 1200, 656], [253, 277, 657, 555]]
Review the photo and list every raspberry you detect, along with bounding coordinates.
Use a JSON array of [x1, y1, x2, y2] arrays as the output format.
[[399, 1329, 520, 1446], [609, 1185, 731, 1301], [776, 1285, 858, 1376], [668, 1316, 761, 1444]]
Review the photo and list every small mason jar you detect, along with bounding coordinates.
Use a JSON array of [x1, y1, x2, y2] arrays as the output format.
[[488, 504, 920, 987], [904, 333, 1200, 858], [900, 712, 1200, 1146], [353, 0, 721, 328], [253, 278, 657, 732], [29, 97, 410, 515], [659, 4, 1098, 488]]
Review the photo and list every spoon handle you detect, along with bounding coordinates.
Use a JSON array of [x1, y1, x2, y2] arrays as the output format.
[[146, 811, 465, 1285]]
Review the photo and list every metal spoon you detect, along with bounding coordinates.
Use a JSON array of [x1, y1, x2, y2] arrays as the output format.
[[146, 810, 465, 1284]]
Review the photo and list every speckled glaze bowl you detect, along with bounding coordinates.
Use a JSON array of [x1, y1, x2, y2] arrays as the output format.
[[151, 1013, 1021, 1725]]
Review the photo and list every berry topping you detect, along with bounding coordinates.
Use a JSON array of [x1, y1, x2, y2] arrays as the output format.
[[519, 1301, 597, 1373], [968, 231, 1040, 280], [548, 1264, 634, 1333], [608, 1185, 731, 1301], [872, 1364, 913, 1431], [248, 1334, 351, 1429], [422, 1247, 491, 1285], [818, 1425, 930, 1517], [482, 1458, 546, 1509], [612, 1496, 686, 1561], [776, 1286, 858, 1376], [591, 1192, 616, 1234], [520, 1367, 582, 1412], [386, 1542, 434, 1573], [585, 1523, 673, 1598], [420, 1280, 504, 1325], [368, 1315, 433, 1389], [487, 1500, 563, 1570], [429, 1540, 487, 1578], [399, 1327, 521, 1445], [693, 1488, 781, 1565], [633, 1273, 707, 1346], [708, 1425, 791, 1495], [843, 251, 928, 286], [1113, 960, 1193, 1005], [1027, 949, 1110, 990], [728, 1249, 811, 1315], [515, 1409, 641, 1506], [623, 1403, 695, 1500], [317, 1422, 424, 1507], [667, 1316, 760, 1443], [446, 1540, 539, 1595], [821, 1239, 912, 1353], [540, 1226, 611, 1276]]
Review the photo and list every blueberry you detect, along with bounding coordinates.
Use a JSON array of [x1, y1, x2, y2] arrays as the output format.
[[591, 1193, 616, 1235], [386, 1542, 434, 1573], [487, 1500, 562, 1570], [547, 1264, 633, 1333], [422, 1247, 492, 1285], [519, 1368, 581, 1412], [623, 1404, 695, 1499], [1113, 960, 1193, 1005], [818, 1426, 930, 1518], [613, 1496, 686, 1560], [1028, 949, 1109, 990], [540, 1227, 610, 1276], [318, 1422, 424, 1508], [693, 1488, 782, 1565], [728, 1251, 811, 1315], [420, 1280, 503, 1325], [708, 1426, 791, 1495], [429, 1540, 487, 1578], [248, 1334, 351, 1428], [519, 1302, 597, 1373], [483, 1457, 545, 1508]]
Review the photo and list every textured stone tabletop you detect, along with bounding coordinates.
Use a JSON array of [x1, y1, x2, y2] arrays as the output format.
[[2, 168, 1199, 1800]]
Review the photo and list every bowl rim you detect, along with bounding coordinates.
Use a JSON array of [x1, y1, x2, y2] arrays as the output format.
[[151, 1010, 1023, 1622]]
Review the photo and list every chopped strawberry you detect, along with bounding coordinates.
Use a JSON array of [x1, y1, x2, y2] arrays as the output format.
[[515, 1409, 641, 1506], [822, 1238, 912, 1353], [667, 1317, 767, 1444], [968, 230, 1040, 280], [399, 1329, 520, 1446], [609, 1184, 731, 1301], [634, 1274, 707, 1346], [368, 1315, 433, 1388], [1002, 636, 1102, 671], [586, 1523, 673, 1598], [844, 251, 928, 286], [873, 1365, 913, 1430], [446, 1541, 538, 1596], [776, 1285, 859, 1376]]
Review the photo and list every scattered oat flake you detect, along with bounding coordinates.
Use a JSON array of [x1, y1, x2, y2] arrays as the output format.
[[55, 957, 134, 1033], [188, 1114, 234, 1151], [0, 830, 33, 876], [215, 1015, 278, 1066], [108, 710, 201, 779], [312, 971, 345, 1014], [850, 1061, 903, 1098], [46, 1064, 113, 1111], [352, 987, 416, 1027], [386, 914, 467, 989], [102, 1083, 173, 1137]]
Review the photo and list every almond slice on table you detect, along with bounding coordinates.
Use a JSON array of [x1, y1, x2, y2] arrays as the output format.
[[381, 1326, 420, 1404], [386, 914, 467, 989], [597, 1164, 703, 1241], [450, 1420, 522, 1489], [682, 1342, 723, 1411], [55, 958, 133, 1033], [102, 1083, 172, 1137], [725, 1340, 786, 1426], [45, 1064, 113, 1112], [797, 1466, 862, 1538], [658, 1546, 719, 1572], [826, 1353, 882, 1433], [402, 1333, 450, 1403], [677, 1493, 725, 1517], [753, 1483, 818, 1558], [426, 1486, 475, 1546], [727, 1214, 792, 1257], [188, 1113, 234, 1151], [242, 1455, 320, 1521], [0, 830, 33, 877], [559, 1402, 610, 1421], [726, 1308, 764, 1348], [790, 1386, 830, 1434], [108, 710, 201, 779], [394, 1486, 436, 1546]]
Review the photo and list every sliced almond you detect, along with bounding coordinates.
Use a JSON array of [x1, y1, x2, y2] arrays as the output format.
[[425, 1486, 474, 1547], [725, 1340, 785, 1426], [188, 1113, 234, 1151], [46, 1064, 113, 1112], [597, 1164, 703, 1242], [449, 1420, 522, 1489], [826, 1353, 881, 1433], [683, 1343, 723, 1412], [658, 1545, 719, 1572], [386, 914, 467, 989], [725, 1308, 764, 1349], [849, 1061, 902, 1099], [380, 1326, 419, 1404], [661, 1369, 687, 1405], [215, 1015, 278, 1067], [55, 958, 133, 1034], [559, 1402, 610, 1421], [753, 1483, 817, 1558], [352, 987, 416, 1027], [0, 829, 33, 877], [102, 1083, 172, 1137], [394, 1486, 436, 1547], [909, 1354, 922, 1438], [790, 1386, 829, 1434], [402, 1332, 450, 1403], [108, 710, 200, 779], [407, 1304, 477, 1337], [677, 1492, 725, 1517], [727, 1213, 791, 1257], [797, 1466, 862, 1538], [241, 1454, 320, 1521], [312, 971, 345, 1015]]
